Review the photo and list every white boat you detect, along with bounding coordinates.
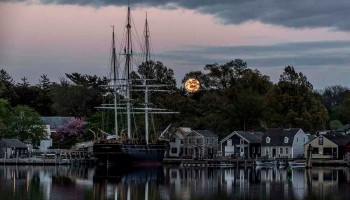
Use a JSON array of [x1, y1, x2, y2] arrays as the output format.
[[288, 160, 306, 167], [255, 160, 277, 166]]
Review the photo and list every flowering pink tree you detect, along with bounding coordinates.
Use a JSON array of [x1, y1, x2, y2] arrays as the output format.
[[51, 118, 86, 148]]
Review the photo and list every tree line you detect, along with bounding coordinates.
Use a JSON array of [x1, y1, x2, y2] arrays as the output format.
[[1, 59, 350, 145]]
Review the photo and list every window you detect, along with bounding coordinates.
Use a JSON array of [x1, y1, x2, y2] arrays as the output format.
[[284, 137, 289, 143], [240, 139, 244, 144], [319, 137, 324, 145], [171, 171, 177, 179], [188, 139, 192, 144], [252, 147, 255, 153], [227, 139, 232, 146], [181, 140, 183, 144], [323, 148, 333, 156], [304, 137, 306, 143], [313, 147, 319, 154], [209, 139, 213, 145], [285, 147, 288, 154], [258, 147, 260, 153], [280, 148, 283, 154], [196, 139, 201, 144], [296, 137, 298, 142], [266, 137, 271, 144], [171, 148, 177, 154]]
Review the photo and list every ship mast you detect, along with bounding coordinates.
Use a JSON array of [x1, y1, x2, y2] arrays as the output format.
[[126, 6, 132, 139], [111, 26, 119, 137], [144, 13, 150, 145]]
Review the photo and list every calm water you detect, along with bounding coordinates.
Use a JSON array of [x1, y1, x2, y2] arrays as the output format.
[[0, 165, 349, 200]]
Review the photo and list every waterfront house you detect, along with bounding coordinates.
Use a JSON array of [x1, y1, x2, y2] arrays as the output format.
[[168, 127, 191, 158], [304, 133, 350, 159], [40, 116, 74, 151], [0, 139, 28, 158], [336, 124, 350, 135], [261, 128, 308, 159], [183, 130, 218, 159], [219, 131, 264, 158]]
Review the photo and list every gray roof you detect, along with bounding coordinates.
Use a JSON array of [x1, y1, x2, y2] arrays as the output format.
[[307, 134, 317, 141], [236, 131, 264, 143], [336, 124, 350, 132], [261, 128, 301, 146], [324, 133, 350, 146], [173, 127, 192, 139], [192, 130, 218, 138], [41, 116, 74, 130], [0, 139, 28, 148]]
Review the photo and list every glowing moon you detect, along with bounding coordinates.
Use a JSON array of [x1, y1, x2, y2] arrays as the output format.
[[184, 78, 200, 93]]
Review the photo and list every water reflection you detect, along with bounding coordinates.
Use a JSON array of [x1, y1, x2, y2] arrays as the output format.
[[0, 165, 349, 200]]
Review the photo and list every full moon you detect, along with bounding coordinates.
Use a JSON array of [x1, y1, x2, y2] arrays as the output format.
[[184, 78, 200, 93]]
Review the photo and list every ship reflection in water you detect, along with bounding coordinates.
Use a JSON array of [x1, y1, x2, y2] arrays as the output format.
[[0, 165, 350, 200]]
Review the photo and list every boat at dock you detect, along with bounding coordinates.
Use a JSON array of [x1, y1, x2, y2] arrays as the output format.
[[93, 6, 176, 166], [288, 160, 306, 167], [255, 160, 277, 167]]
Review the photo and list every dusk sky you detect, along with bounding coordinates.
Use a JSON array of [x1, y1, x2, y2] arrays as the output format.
[[1, 0, 350, 89]]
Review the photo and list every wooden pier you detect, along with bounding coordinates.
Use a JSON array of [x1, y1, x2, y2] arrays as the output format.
[[0, 156, 96, 165], [164, 158, 350, 168], [163, 158, 255, 168]]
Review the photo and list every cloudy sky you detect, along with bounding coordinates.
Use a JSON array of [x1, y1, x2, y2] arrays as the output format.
[[1, 0, 350, 89]]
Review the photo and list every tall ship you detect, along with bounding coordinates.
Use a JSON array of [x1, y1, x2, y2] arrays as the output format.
[[93, 6, 176, 166]]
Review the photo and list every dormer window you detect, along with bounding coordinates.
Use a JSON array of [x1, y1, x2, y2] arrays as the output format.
[[284, 137, 289, 143], [319, 137, 324, 145], [266, 137, 271, 144]]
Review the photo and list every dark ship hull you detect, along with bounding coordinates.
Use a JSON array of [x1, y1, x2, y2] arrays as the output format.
[[93, 142, 166, 166]]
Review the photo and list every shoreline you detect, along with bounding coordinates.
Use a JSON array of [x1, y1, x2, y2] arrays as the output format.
[[1, 157, 348, 167]]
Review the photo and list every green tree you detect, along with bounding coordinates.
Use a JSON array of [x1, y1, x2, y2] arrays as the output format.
[[226, 68, 272, 130], [0, 99, 12, 138], [322, 85, 350, 107], [203, 59, 248, 89], [51, 73, 108, 117], [36, 74, 53, 115], [13, 77, 40, 109], [176, 59, 272, 136], [329, 120, 343, 130], [65, 72, 109, 88], [0, 69, 17, 104], [51, 76, 106, 117], [263, 66, 329, 133], [132, 60, 176, 87], [339, 97, 350, 124], [6, 105, 45, 145]]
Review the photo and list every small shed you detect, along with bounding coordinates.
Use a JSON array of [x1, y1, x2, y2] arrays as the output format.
[[0, 139, 29, 158]]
